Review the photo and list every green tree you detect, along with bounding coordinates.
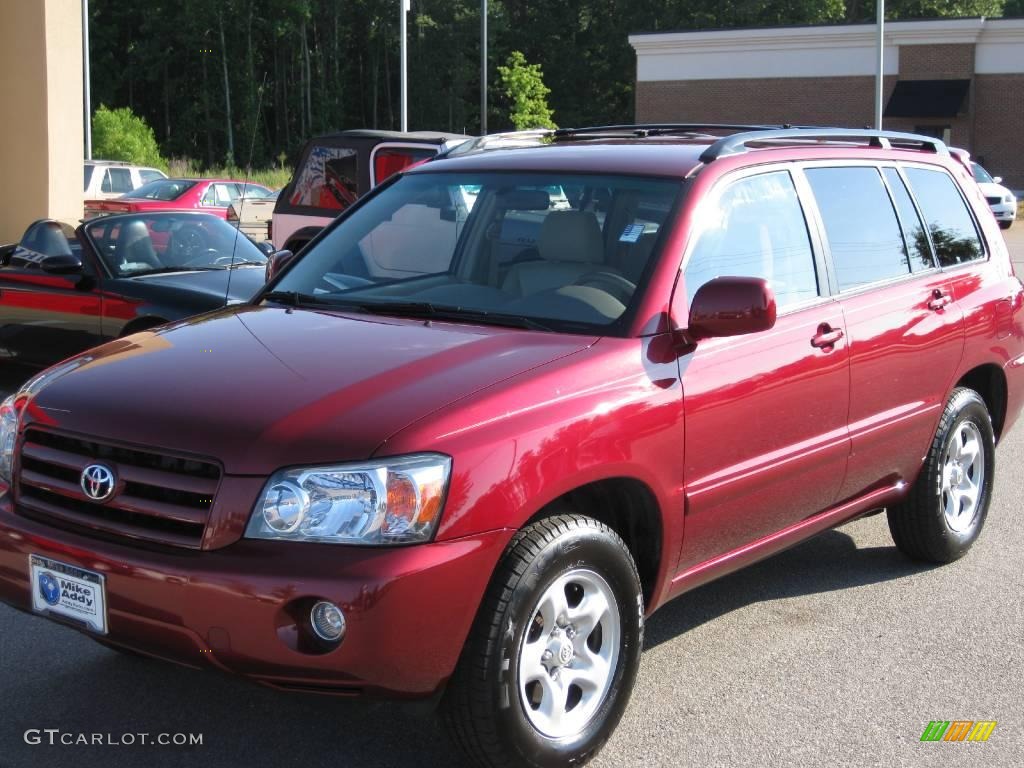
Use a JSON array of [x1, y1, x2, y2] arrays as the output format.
[[498, 50, 557, 130], [92, 105, 167, 169]]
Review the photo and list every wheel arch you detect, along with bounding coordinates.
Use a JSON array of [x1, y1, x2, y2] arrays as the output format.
[[956, 364, 1008, 441], [522, 477, 664, 610]]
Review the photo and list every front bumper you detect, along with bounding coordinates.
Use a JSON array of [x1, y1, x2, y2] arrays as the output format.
[[989, 202, 1017, 222], [0, 497, 511, 697]]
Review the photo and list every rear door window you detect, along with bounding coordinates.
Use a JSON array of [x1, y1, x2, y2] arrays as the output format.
[[903, 167, 984, 267], [881, 167, 935, 272], [215, 184, 237, 206], [102, 168, 134, 194], [684, 170, 819, 310], [805, 166, 911, 291], [289, 146, 358, 211]]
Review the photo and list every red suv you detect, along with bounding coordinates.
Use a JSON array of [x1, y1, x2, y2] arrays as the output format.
[[1, 126, 1021, 767]]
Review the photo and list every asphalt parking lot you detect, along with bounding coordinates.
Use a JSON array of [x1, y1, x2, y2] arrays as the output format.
[[0, 226, 1022, 768]]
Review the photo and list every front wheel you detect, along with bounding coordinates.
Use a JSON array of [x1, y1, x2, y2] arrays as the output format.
[[999, 220, 1012, 230], [442, 514, 644, 768], [887, 387, 995, 563]]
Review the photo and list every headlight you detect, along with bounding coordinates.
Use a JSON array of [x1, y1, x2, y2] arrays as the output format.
[[245, 453, 452, 545], [1005, 194, 1016, 205], [0, 395, 19, 486]]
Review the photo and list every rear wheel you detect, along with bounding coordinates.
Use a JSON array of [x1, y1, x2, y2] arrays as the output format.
[[887, 387, 995, 563], [442, 514, 643, 768]]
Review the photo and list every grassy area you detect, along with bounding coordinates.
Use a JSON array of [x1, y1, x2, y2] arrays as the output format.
[[167, 158, 291, 189]]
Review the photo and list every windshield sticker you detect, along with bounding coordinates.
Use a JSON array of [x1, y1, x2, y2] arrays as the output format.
[[619, 223, 644, 243]]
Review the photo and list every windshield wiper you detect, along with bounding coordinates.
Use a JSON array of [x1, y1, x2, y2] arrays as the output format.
[[355, 301, 554, 331], [260, 290, 329, 307], [133, 266, 216, 276]]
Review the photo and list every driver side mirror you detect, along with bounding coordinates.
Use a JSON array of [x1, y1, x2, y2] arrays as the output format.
[[40, 253, 84, 275], [677, 276, 777, 340], [265, 249, 295, 283], [993, 176, 1003, 185], [256, 241, 275, 257]]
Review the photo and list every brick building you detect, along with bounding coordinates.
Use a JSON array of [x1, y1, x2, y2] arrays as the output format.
[[629, 17, 1024, 187]]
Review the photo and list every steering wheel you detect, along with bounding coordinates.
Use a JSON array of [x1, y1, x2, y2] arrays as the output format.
[[572, 270, 636, 304], [186, 250, 246, 268], [169, 225, 211, 265]]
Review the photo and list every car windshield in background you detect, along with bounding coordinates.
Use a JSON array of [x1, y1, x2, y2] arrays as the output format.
[[972, 163, 995, 184], [125, 179, 197, 201], [83, 212, 267, 277], [268, 171, 680, 333], [240, 185, 275, 198]]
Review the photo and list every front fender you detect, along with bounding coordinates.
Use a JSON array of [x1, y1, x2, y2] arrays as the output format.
[[379, 336, 686, 598]]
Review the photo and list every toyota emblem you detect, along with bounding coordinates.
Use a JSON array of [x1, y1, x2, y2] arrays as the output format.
[[80, 464, 116, 502]]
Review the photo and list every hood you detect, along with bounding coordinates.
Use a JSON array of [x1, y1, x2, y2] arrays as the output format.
[[127, 266, 266, 302], [977, 181, 1013, 200], [26, 306, 595, 474]]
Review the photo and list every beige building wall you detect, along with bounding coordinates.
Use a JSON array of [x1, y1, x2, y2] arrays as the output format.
[[0, 0, 83, 244]]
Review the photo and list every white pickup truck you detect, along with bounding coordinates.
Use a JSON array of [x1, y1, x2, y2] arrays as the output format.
[[227, 190, 279, 242], [270, 129, 469, 253]]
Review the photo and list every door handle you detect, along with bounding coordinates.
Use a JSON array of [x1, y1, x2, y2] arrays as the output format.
[[811, 325, 844, 349], [928, 289, 952, 311]]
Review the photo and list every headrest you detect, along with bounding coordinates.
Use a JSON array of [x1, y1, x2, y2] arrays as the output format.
[[35, 222, 73, 257], [538, 210, 603, 264], [119, 219, 151, 248]]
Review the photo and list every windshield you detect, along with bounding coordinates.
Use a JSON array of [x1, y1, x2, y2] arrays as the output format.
[[84, 212, 267, 277], [125, 179, 197, 201], [268, 171, 680, 333], [972, 163, 995, 184]]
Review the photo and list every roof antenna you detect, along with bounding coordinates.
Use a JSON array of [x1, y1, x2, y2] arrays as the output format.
[[225, 71, 268, 307]]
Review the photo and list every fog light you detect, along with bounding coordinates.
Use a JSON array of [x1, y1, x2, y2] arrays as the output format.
[[311, 601, 346, 642]]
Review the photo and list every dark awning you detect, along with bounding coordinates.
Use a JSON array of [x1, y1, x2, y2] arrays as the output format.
[[884, 79, 970, 118]]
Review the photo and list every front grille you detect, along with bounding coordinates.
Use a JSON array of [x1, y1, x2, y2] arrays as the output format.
[[15, 428, 221, 549], [986, 195, 1003, 205]]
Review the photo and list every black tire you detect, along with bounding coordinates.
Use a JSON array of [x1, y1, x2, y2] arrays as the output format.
[[442, 514, 644, 768], [887, 387, 995, 563], [999, 220, 1012, 230]]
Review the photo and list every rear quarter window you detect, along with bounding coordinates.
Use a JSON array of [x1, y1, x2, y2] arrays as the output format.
[[903, 167, 984, 267]]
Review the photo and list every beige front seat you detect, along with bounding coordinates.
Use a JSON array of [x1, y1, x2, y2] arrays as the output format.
[[502, 210, 604, 297]]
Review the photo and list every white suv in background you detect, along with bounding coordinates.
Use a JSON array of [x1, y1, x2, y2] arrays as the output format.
[[972, 162, 1017, 230], [84, 160, 167, 200]]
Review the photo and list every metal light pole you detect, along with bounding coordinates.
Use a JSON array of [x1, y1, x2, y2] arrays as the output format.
[[400, 0, 409, 132], [874, 0, 884, 130], [83, 0, 92, 159], [480, 0, 487, 134]]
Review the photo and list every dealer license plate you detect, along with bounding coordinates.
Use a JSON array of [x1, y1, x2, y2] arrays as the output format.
[[29, 555, 107, 634]]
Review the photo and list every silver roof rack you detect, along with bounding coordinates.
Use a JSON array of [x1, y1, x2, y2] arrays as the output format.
[[438, 129, 554, 159], [699, 128, 949, 163]]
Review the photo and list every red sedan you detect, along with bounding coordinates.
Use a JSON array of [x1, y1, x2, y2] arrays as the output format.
[[84, 178, 271, 221]]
